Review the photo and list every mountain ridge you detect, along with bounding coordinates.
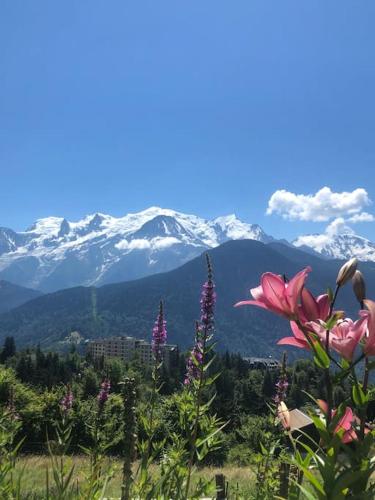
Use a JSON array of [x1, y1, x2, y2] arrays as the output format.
[[1, 239, 373, 356], [0, 280, 43, 314], [1, 207, 375, 294], [0, 208, 273, 292]]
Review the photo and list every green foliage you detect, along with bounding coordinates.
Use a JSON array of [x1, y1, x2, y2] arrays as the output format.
[[235, 414, 276, 453], [227, 443, 254, 466], [0, 406, 23, 498]]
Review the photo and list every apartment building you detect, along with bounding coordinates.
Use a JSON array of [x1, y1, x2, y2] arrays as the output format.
[[86, 336, 178, 369]]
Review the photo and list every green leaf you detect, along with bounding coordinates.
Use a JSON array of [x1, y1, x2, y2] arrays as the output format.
[[352, 383, 369, 407], [341, 358, 350, 370], [205, 372, 221, 385], [203, 354, 217, 372], [195, 421, 227, 449], [313, 341, 330, 369], [332, 470, 365, 497]]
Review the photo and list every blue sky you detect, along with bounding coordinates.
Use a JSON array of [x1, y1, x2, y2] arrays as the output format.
[[1, 0, 375, 242]]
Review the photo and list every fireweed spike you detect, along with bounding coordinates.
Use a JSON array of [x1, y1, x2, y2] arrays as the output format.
[[60, 386, 74, 415], [152, 301, 167, 362], [98, 379, 111, 409]]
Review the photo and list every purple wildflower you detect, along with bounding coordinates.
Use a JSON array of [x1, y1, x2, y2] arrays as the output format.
[[184, 340, 204, 385], [60, 387, 74, 415], [152, 301, 167, 361], [185, 256, 216, 385], [274, 379, 289, 404], [98, 379, 111, 409], [200, 255, 216, 335], [274, 353, 288, 404]]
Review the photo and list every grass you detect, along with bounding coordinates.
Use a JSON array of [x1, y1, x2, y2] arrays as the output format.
[[14, 455, 256, 498]]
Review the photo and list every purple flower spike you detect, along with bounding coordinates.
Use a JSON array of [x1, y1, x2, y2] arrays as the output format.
[[98, 379, 111, 408], [274, 379, 289, 404], [184, 341, 203, 385], [200, 256, 216, 335], [274, 353, 288, 404], [60, 387, 74, 415], [185, 256, 216, 385], [152, 301, 167, 361]]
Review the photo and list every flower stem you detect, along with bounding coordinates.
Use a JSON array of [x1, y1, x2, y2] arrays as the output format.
[[184, 329, 208, 499], [324, 284, 340, 426], [360, 300, 369, 439]]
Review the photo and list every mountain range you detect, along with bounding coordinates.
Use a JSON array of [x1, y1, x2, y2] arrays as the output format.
[[1, 207, 375, 293], [1, 239, 374, 356], [0, 207, 273, 292]]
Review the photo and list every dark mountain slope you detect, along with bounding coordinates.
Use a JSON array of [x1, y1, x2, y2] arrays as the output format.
[[0, 240, 372, 356], [0, 280, 43, 314]]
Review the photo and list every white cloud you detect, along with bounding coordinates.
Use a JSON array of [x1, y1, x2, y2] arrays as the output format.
[[152, 237, 180, 249], [115, 240, 129, 250], [348, 212, 375, 223], [115, 238, 151, 250], [325, 217, 355, 236], [128, 239, 151, 250], [266, 187, 371, 222], [294, 233, 330, 251], [115, 237, 180, 252]]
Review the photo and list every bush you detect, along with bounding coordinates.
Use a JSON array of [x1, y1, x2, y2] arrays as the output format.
[[227, 443, 254, 466], [236, 414, 275, 453]]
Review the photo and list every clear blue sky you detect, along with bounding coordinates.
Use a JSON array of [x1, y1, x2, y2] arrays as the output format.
[[1, 1, 375, 241]]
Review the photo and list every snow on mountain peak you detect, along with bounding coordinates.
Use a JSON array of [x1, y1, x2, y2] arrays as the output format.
[[212, 214, 270, 242], [293, 230, 375, 261], [27, 217, 65, 237], [0, 208, 273, 291]]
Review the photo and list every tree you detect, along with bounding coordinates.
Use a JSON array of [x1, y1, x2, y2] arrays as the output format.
[[262, 369, 274, 399], [0, 337, 16, 363], [82, 367, 99, 398]]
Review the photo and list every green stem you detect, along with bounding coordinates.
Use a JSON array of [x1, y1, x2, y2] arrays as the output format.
[[325, 284, 340, 426], [360, 300, 369, 439], [146, 365, 158, 458], [360, 358, 369, 431], [134, 360, 159, 493], [184, 329, 208, 499]]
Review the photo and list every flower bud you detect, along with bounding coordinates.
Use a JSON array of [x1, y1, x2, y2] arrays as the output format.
[[352, 270, 366, 304], [277, 401, 290, 430], [336, 258, 358, 287]]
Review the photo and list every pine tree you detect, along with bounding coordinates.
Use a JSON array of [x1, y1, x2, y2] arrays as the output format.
[[0, 336, 16, 363]]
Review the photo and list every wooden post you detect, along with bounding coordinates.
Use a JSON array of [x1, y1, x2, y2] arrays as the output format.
[[215, 473, 226, 499], [278, 462, 290, 498]]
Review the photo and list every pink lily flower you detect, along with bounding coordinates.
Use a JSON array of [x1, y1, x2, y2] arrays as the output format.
[[235, 267, 311, 320], [299, 289, 330, 323], [277, 321, 311, 350], [363, 299, 375, 356], [317, 400, 366, 444], [307, 313, 368, 361], [277, 290, 331, 350]]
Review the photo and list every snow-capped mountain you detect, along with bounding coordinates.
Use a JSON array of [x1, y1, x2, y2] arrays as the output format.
[[0, 207, 273, 292], [293, 232, 375, 261]]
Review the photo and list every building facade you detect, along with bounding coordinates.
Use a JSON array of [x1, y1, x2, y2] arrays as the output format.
[[86, 336, 178, 369], [243, 357, 280, 370]]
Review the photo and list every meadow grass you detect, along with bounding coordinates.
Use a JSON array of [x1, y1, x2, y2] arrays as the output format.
[[15, 455, 256, 498]]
